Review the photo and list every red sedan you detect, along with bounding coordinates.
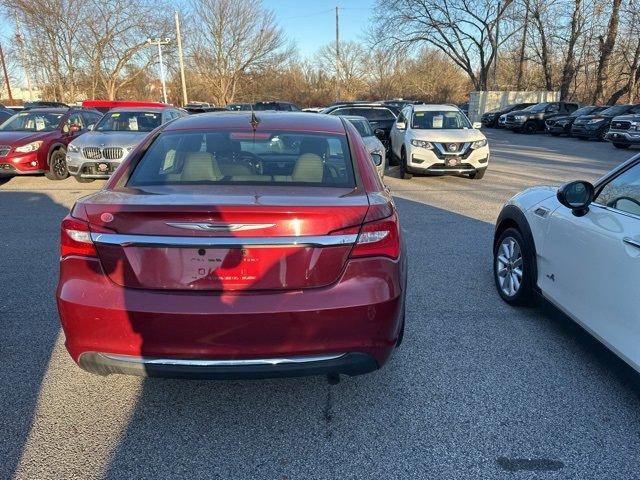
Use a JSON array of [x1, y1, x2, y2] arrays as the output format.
[[56, 111, 407, 380]]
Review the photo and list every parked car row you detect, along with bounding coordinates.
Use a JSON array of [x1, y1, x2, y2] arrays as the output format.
[[483, 100, 640, 150]]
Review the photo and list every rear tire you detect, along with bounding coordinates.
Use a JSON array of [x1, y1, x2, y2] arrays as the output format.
[[400, 148, 413, 180], [493, 227, 535, 306], [44, 148, 68, 180], [469, 168, 486, 179], [613, 142, 630, 149]]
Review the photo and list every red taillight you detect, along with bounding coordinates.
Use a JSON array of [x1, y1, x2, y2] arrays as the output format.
[[61, 216, 97, 258], [350, 213, 400, 260]]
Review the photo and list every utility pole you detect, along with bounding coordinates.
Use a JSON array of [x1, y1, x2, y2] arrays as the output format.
[[335, 6, 340, 101], [175, 12, 188, 106], [14, 17, 33, 101], [147, 37, 171, 104], [0, 43, 12, 102]]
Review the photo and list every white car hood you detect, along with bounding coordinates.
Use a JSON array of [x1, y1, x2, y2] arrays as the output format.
[[409, 128, 485, 143]]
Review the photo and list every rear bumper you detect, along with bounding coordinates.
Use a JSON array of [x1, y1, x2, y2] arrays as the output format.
[[57, 255, 406, 379], [78, 351, 378, 379]]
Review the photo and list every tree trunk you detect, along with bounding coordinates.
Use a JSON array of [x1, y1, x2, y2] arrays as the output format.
[[559, 0, 582, 100], [592, 0, 622, 104], [515, 0, 529, 90]]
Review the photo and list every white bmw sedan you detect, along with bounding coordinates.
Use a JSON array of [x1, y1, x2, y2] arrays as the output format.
[[494, 155, 640, 371]]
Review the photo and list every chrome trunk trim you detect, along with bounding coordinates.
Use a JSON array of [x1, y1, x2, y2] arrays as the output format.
[[90, 232, 358, 248]]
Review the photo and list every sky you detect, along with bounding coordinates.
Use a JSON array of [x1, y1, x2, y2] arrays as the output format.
[[263, 0, 376, 57], [0, 0, 377, 58]]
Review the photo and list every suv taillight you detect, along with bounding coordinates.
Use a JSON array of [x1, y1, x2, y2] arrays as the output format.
[[61, 216, 97, 258], [349, 213, 400, 260]]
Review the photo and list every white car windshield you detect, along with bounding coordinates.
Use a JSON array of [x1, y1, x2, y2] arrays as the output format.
[[411, 111, 471, 130], [95, 111, 162, 132], [0, 112, 64, 132]]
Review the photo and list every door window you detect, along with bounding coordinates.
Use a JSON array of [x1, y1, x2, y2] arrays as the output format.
[[596, 163, 640, 217]]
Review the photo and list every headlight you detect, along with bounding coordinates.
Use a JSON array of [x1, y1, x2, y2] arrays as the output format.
[[15, 141, 43, 153], [67, 143, 80, 153], [410, 139, 433, 149], [514, 115, 527, 121], [471, 139, 487, 149], [587, 118, 604, 124]]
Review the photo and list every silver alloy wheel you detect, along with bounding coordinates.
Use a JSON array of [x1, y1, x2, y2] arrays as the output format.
[[496, 236, 523, 297]]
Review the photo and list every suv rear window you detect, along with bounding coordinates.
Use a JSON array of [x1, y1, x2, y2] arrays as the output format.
[[128, 130, 355, 187]]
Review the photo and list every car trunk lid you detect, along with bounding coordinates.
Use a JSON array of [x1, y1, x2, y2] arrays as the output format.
[[84, 185, 368, 291]]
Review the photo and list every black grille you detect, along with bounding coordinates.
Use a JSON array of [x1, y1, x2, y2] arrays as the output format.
[[83, 147, 102, 159], [506, 115, 515, 122], [611, 121, 631, 130], [428, 163, 474, 170], [0, 146, 10, 157], [80, 162, 119, 175]]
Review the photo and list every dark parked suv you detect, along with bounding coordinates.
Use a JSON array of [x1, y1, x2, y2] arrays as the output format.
[[481, 103, 535, 128], [322, 103, 399, 154], [505, 102, 579, 133], [571, 104, 640, 141], [545, 106, 606, 136]]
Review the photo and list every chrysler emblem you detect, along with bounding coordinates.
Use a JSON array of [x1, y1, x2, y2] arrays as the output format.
[[447, 143, 458, 152], [166, 222, 276, 232]]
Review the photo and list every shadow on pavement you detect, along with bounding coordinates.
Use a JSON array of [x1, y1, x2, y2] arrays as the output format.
[[0, 191, 68, 479]]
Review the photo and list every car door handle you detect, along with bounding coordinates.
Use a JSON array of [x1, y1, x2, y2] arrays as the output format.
[[623, 237, 640, 249]]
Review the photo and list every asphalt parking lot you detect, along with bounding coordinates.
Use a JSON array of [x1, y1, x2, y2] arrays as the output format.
[[2, 128, 640, 480]]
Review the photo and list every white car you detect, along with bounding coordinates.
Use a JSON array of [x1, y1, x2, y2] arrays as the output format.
[[390, 104, 489, 180], [343, 115, 386, 179], [494, 155, 640, 371]]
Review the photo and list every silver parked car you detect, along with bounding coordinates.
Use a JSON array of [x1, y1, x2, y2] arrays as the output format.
[[66, 107, 187, 182], [343, 115, 386, 178]]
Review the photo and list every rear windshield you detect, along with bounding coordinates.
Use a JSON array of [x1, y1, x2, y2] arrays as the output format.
[[95, 111, 162, 132], [128, 130, 356, 187]]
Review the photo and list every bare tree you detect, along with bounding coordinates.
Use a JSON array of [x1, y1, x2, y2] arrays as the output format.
[[187, 0, 289, 106], [372, 0, 515, 91], [558, 0, 585, 100], [592, 0, 623, 103]]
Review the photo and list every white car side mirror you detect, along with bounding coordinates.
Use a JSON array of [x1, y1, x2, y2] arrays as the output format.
[[472, 122, 482, 129]]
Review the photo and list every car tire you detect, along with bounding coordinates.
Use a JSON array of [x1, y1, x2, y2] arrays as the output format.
[[523, 121, 537, 134], [613, 143, 630, 149], [597, 128, 608, 141], [74, 176, 95, 183], [44, 148, 68, 180], [400, 148, 413, 180], [493, 227, 535, 306], [469, 168, 486, 180]]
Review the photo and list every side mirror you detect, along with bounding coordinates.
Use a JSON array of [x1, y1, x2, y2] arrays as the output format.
[[87, 124, 95, 131], [557, 180, 595, 217], [395, 121, 406, 130], [69, 124, 81, 134], [374, 128, 385, 139], [371, 153, 383, 166], [472, 122, 482, 129]]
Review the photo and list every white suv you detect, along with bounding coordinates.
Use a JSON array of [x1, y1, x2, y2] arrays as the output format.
[[390, 104, 489, 179]]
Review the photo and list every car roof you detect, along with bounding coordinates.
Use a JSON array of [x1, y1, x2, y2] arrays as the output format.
[[164, 111, 346, 134], [21, 108, 68, 113], [412, 104, 460, 112], [107, 107, 170, 113]]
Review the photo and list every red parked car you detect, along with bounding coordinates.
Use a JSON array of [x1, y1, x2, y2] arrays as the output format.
[[56, 112, 407, 380], [0, 107, 103, 179]]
